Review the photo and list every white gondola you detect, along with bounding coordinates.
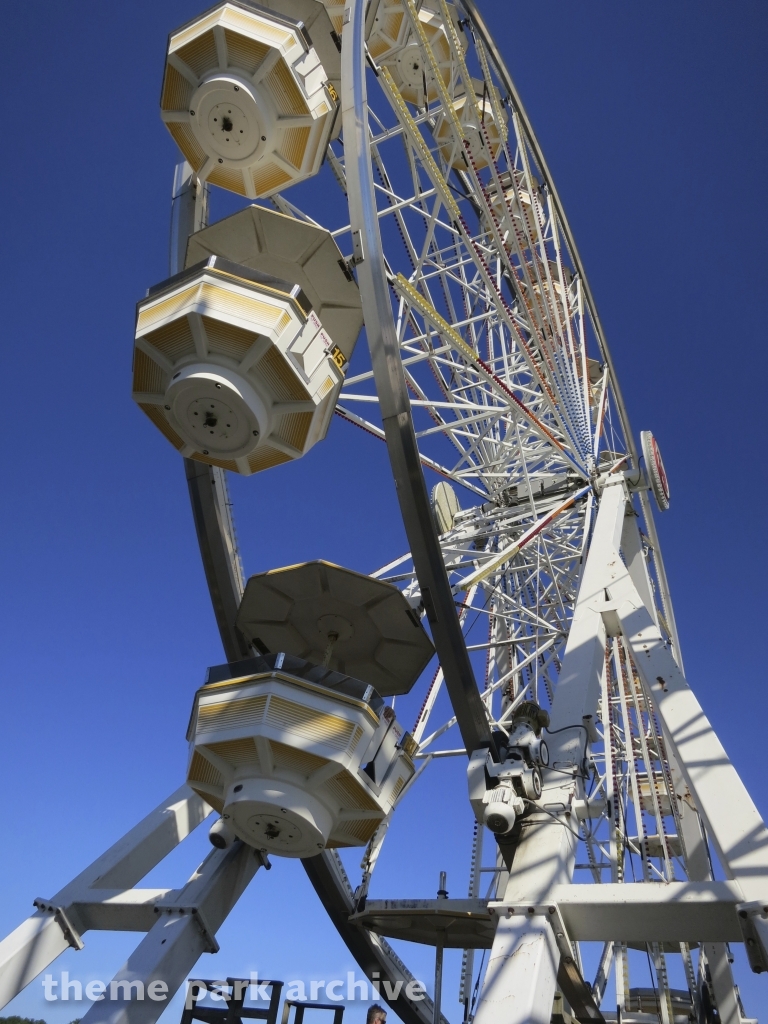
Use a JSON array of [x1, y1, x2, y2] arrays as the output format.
[[187, 658, 417, 857], [160, 0, 340, 198], [367, 2, 465, 105], [433, 77, 506, 170], [316, 0, 465, 107], [186, 561, 434, 858], [132, 206, 363, 475]]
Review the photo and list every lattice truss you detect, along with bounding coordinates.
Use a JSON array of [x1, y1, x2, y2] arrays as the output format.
[[332, 0, 629, 490], [587, 638, 702, 1017], [372, 495, 589, 732]]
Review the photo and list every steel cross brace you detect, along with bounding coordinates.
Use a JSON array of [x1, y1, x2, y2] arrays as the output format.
[[357, 884, 749, 944], [490, 882, 745, 945], [0, 786, 265, 1024], [471, 475, 768, 1024]]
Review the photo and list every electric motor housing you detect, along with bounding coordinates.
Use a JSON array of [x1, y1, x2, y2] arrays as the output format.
[[502, 701, 550, 770], [186, 653, 417, 858], [160, 0, 339, 198], [486, 755, 542, 803], [468, 737, 545, 832], [482, 784, 525, 835]]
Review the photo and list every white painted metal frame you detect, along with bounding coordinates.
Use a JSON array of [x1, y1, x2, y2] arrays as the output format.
[[1, 1, 764, 1021], [469, 475, 768, 1022], [0, 788, 268, 1024]]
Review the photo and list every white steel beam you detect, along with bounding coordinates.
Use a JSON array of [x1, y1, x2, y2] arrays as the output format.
[[0, 915, 74, 1014], [57, 786, 211, 896], [619, 507, 657, 631], [608, 534, 768, 905], [474, 916, 559, 1024], [472, 482, 629, 1024], [52, 890, 175, 933], [545, 477, 626, 755], [618, 511, 743, 1024], [360, 880, 746, 946], [494, 881, 743, 942], [0, 787, 210, 1010], [703, 942, 743, 1024], [78, 842, 262, 1024]]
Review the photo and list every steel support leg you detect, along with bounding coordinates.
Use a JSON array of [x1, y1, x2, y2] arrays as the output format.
[[610, 530, 768, 904], [586, 479, 768, 1000], [702, 943, 742, 1024], [78, 843, 261, 1024], [473, 917, 559, 1024], [0, 787, 210, 1010], [470, 481, 627, 1024], [0, 915, 74, 1013], [619, 510, 744, 1023], [677, 804, 742, 1023], [542, 472, 768, 1003]]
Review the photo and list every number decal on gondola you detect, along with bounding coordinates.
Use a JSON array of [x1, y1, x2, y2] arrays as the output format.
[[330, 345, 348, 370]]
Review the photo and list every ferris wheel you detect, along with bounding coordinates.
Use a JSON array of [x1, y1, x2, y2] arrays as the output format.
[[1, 1, 766, 1023]]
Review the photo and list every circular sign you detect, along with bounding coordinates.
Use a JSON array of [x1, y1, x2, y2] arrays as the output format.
[[640, 430, 670, 511]]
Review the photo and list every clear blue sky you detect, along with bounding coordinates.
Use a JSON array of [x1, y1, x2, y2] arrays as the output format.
[[1, 1, 767, 1020]]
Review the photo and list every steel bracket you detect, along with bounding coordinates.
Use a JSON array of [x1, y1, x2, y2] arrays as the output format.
[[33, 900, 84, 951], [736, 900, 768, 974], [151, 905, 220, 954]]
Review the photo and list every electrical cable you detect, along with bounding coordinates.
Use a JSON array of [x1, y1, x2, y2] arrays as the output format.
[[644, 946, 662, 1017], [468, 947, 487, 1020], [587, 761, 597, 799], [626, 452, 645, 489], [541, 763, 589, 779]]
